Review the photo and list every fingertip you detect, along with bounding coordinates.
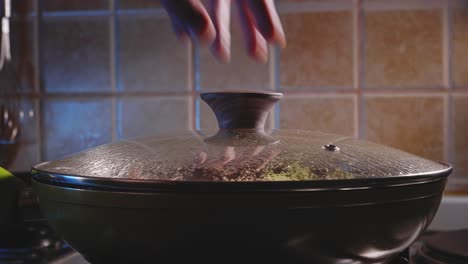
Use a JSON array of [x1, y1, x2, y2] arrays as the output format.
[[178, 33, 191, 45], [249, 35, 268, 64], [257, 51, 269, 64], [276, 33, 287, 49], [246, 0, 287, 49], [197, 21, 217, 45], [274, 24, 287, 48], [169, 0, 215, 46], [211, 43, 231, 63], [188, 22, 216, 46], [208, 0, 232, 62], [249, 44, 268, 64], [210, 30, 231, 63], [263, 31, 287, 49], [280, 38, 287, 49], [260, 19, 287, 48]]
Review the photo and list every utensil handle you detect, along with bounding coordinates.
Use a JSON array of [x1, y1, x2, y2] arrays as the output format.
[[0, 0, 11, 69], [4, 0, 11, 18], [201, 92, 282, 130]]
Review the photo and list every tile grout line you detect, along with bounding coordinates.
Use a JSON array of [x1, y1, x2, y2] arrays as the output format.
[[279, 0, 444, 14], [36, 0, 450, 18], [188, 41, 196, 131], [363, 0, 445, 11], [442, 0, 452, 89], [443, 0, 454, 164], [109, 0, 117, 141], [194, 41, 200, 133], [39, 8, 167, 18], [32, 1, 41, 98], [358, 92, 450, 97], [274, 0, 281, 130], [445, 95, 453, 164], [274, 46, 282, 129], [355, 0, 365, 139], [6, 86, 467, 99], [34, 0, 44, 162], [274, 0, 281, 132], [6, 87, 466, 100], [278, 2, 353, 14], [352, 0, 360, 91], [270, 45, 279, 130]]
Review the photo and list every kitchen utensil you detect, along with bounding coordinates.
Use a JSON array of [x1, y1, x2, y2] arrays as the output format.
[[31, 92, 452, 264], [0, 0, 12, 71], [0, 0, 21, 169], [0, 105, 20, 167]]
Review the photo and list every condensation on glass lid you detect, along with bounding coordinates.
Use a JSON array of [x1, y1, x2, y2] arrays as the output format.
[[33, 130, 449, 182]]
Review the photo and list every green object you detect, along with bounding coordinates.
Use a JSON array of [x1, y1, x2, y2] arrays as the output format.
[[0, 166, 14, 179], [265, 162, 318, 181], [0, 167, 25, 224]]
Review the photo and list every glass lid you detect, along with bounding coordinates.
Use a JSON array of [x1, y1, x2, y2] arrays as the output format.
[[33, 92, 450, 183]]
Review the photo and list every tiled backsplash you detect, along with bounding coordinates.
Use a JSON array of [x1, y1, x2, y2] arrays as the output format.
[[1, 0, 467, 192]]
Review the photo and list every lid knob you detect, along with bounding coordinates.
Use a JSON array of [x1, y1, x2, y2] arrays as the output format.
[[201, 92, 283, 130], [323, 144, 340, 152]]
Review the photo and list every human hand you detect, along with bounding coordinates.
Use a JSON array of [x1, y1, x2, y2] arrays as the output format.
[[161, 0, 286, 63]]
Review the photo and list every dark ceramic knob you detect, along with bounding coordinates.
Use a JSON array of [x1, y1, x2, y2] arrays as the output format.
[[201, 92, 282, 146], [201, 92, 282, 130]]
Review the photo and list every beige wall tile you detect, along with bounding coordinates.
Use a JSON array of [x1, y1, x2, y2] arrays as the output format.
[[364, 95, 444, 161], [453, 95, 468, 177], [280, 11, 353, 89], [452, 8, 468, 87], [280, 95, 356, 136], [119, 16, 189, 92], [199, 17, 271, 91], [120, 96, 190, 139], [9, 143, 39, 171], [445, 178, 468, 195], [364, 9, 443, 88]]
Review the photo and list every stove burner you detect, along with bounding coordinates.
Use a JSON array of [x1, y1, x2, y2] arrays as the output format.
[[0, 221, 66, 263], [412, 229, 468, 264]]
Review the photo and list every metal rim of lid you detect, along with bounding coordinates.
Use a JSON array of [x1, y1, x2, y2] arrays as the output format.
[[31, 162, 452, 193]]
